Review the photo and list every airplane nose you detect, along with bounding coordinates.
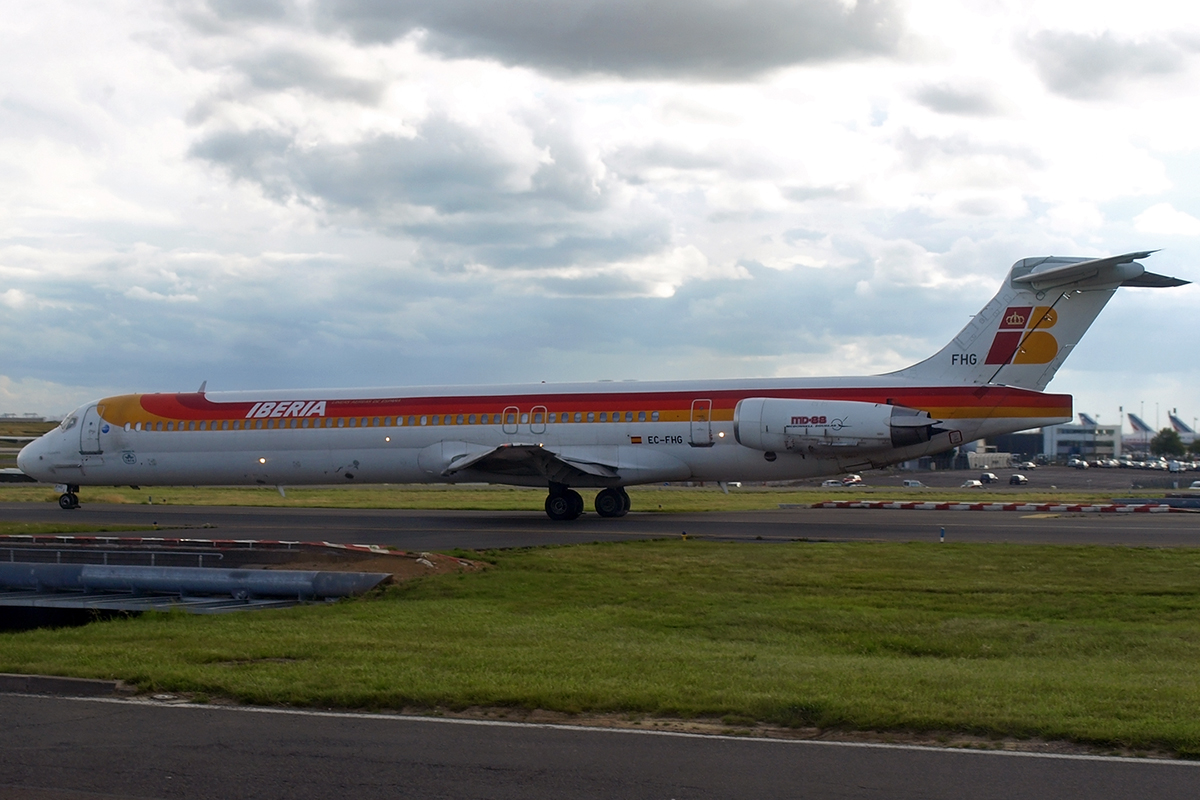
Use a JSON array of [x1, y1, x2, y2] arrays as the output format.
[[16, 437, 44, 478]]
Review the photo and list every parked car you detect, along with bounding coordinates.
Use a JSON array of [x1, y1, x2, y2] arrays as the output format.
[[1018, 461, 1037, 470], [961, 479, 983, 488], [1067, 458, 1088, 469], [1009, 474, 1028, 485], [1189, 480, 1200, 491], [841, 474, 863, 486], [902, 479, 925, 488], [979, 472, 999, 483], [821, 479, 843, 488]]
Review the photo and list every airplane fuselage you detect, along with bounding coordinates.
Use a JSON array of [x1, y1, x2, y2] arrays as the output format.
[[19, 376, 1070, 492]]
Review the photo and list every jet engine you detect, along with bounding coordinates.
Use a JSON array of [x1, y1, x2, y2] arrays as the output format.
[[733, 398, 940, 455]]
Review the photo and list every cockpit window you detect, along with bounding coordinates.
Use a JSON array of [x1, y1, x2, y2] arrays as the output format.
[[59, 415, 78, 432]]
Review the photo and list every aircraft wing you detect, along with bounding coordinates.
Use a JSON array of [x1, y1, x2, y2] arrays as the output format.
[[419, 441, 690, 484], [445, 443, 619, 480]]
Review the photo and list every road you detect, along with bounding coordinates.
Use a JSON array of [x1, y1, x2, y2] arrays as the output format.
[[0, 694, 1196, 800], [3, 501, 1199, 549]]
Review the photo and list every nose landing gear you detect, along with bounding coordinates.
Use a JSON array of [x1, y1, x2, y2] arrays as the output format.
[[58, 485, 81, 510]]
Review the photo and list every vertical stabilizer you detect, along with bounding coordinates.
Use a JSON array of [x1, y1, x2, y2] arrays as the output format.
[[887, 251, 1187, 391]]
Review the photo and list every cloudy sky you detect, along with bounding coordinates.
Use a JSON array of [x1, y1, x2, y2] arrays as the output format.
[[2, 0, 1198, 432]]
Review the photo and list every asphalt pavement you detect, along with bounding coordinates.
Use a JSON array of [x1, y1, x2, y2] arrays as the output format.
[[1, 694, 1196, 800], [3, 500, 1199, 549]]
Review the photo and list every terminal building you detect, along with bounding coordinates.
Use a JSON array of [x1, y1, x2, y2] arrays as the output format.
[[1042, 417, 1121, 461]]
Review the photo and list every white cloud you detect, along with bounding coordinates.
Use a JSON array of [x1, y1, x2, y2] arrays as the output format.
[[1134, 203, 1200, 237], [0, 0, 1198, 426]]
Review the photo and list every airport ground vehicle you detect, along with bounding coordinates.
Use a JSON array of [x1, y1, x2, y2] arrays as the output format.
[[1009, 474, 1028, 485], [980, 472, 999, 483], [902, 479, 925, 487], [961, 479, 984, 488], [18, 251, 1187, 519], [821, 479, 844, 488]]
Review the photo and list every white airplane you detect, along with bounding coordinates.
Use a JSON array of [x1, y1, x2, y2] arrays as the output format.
[[18, 251, 1187, 519]]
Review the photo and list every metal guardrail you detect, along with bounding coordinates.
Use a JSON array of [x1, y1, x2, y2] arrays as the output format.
[[2, 546, 223, 568], [0, 563, 390, 600]]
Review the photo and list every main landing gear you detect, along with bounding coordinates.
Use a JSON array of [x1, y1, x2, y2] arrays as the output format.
[[58, 485, 81, 510], [594, 487, 630, 518], [543, 484, 631, 520], [545, 483, 585, 521]]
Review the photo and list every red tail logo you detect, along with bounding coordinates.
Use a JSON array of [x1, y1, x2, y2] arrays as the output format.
[[985, 306, 1058, 365]]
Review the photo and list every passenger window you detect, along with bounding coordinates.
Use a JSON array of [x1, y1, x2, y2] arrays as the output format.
[[651, 411, 659, 421], [468, 414, 476, 424], [337, 418, 345, 428], [533, 412, 543, 424], [625, 412, 633, 422], [506, 414, 516, 425], [456, 414, 464, 424], [255, 420, 263, 429], [574, 412, 582, 423], [373, 417, 380, 427], [599, 412, 607, 422], [156, 422, 163, 431], [587, 412, 595, 422], [638, 411, 646, 422], [420, 416, 427, 425], [520, 413, 529, 424], [188, 421, 195, 431], [548, 413, 556, 423]]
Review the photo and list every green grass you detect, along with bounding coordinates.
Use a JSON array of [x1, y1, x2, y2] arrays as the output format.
[[0, 522, 159, 536], [0, 483, 1164, 512], [3, 540, 1200, 754]]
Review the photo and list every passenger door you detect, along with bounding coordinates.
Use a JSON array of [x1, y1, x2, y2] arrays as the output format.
[[689, 399, 714, 447]]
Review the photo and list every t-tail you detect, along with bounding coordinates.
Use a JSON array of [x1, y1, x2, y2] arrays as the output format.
[[889, 251, 1188, 391]]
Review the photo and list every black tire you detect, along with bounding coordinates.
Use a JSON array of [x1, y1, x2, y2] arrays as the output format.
[[545, 493, 574, 521], [58, 493, 77, 510], [619, 487, 631, 514], [566, 489, 584, 519], [595, 488, 626, 518]]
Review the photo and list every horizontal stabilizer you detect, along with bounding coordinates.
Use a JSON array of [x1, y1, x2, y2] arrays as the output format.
[[1123, 271, 1190, 288], [1011, 250, 1155, 290]]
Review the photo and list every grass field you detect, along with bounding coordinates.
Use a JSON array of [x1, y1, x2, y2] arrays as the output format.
[[2, 540, 1199, 755], [0, 482, 1166, 512]]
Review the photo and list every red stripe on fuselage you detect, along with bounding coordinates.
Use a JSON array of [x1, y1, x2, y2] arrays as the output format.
[[137, 385, 1070, 420]]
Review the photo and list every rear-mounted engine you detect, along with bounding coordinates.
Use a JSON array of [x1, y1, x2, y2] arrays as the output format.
[[733, 398, 941, 455]]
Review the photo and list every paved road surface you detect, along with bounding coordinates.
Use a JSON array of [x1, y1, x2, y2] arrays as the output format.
[[1, 694, 1196, 800], [3, 502, 1199, 549]]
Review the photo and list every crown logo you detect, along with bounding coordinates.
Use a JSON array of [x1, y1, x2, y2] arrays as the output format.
[[1005, 311, 1026, 327]]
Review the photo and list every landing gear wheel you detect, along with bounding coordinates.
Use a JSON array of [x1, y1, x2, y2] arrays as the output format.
[[567, 489, 584, 519], [595, 487, 629, 518], [58, 493, 79, 510], [619, 487, 631, 514], [545, 493, 573, 521], [545, 483, 584, 521]]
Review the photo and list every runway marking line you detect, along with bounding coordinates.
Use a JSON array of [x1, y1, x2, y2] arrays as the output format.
[[812, 501, 1179, 513], [11, 693, 1200, 768]]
